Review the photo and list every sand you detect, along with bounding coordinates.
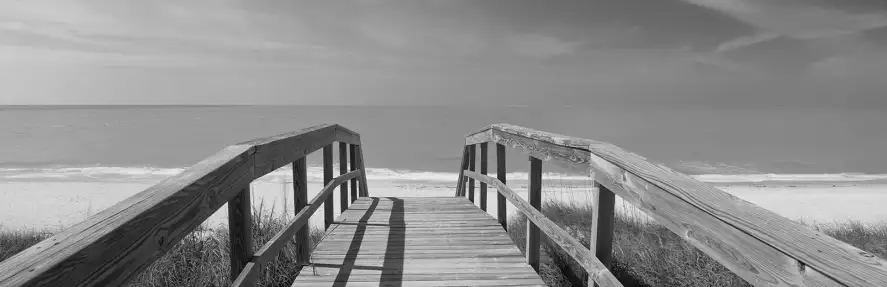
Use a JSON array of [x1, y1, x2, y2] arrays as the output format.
[[1, 180, 885, 232]]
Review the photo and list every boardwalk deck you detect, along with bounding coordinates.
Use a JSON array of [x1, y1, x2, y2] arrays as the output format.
[[291, 197, 546, 287]]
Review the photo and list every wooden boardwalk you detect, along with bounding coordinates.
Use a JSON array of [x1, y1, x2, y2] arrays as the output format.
[[291, 197, 546, 286]]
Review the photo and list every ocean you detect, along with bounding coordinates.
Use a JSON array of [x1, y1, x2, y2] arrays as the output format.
[[1, 105, 887, 183]]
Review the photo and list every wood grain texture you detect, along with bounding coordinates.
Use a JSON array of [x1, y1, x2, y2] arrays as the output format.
[[293, 158, 310, 265], [468, 144, 476, 203], [455, 145, 470, 197], [356, 145, 370, 197], [526, 157, 542, 272], [339, 142, 349, 213], [465, 129, 492, 146], [290, 197, 545, 287], [463, 171, 623, 287], [0, 124, 361, 287], [323, 144, 334, 229], [590, 181, 616, 287], [497, 143, 507, 231], [228, 187, 254, 282], [350, 144, 358, 204], [334, 125, 362, 145], [232, 170, 362, 286], [480, 142, 488, 211], [481, 124, 887, 286]]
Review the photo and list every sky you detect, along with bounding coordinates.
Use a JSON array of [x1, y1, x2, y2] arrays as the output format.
[[1, 0, 886, 107]]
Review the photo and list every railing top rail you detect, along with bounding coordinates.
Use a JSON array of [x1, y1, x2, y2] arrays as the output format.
[[465, 123, 887, 286], [0, 123, 361, 287]]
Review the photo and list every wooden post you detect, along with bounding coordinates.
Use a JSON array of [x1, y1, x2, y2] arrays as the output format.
[[357, 145, 370, 197], [468, 144, 476, 203], [323, 144, 334, 229], [350, 144, 358, 203], [339, 142, 348, 213], [497, 143, 507, 230], [589, 181, 616, 287], [480, 143, 488, 211], [293, 158, 310, 265], [228, 186, 253, 281], [527, 157, 542, 272], [455, 145, 470, 197]]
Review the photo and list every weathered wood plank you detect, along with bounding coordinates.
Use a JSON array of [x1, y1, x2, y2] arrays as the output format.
[[468, 144, 476, 203], [323, 144, 334, 229], [465, 128, 492, 145], [233, 170, 361, 286], [227, 186, 253, 282], [290, 197, 545, 286], [350, 144, 358, 203], [455, 145, 470, 197], [590, 181, 616, 287], [464, 171, 623, 287], [526, 157, 542, 272], [356, 145, 370, 197], [484, 124, 887, 286], [333, 124, 361, 145], [339, 142, 349, 213], [480, 142, 488, 211], [497, 143, 507, 230], [292, 158, 310, 265]]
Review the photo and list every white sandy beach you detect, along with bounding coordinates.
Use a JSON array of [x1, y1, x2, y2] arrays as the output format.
[[2, 177, 886, 232]]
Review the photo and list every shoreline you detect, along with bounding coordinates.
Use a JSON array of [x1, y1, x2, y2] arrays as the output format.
[[1, 179, 886, 232]]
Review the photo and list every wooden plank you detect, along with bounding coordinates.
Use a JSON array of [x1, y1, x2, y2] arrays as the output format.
[[339, 142, 349, 213], [526, 157, 542, 272], [334, 125, 361, 145], [350, 144, 358, 203], [455, 145, 469, 197], [468, 144, 476, 203], [233, 170, 361, 286], [292, 158, 310, 265], [590, 181, 616, 287], [465, 128, 492, 145], [290, 197, 545, 287], [497, 143, 507, 230], [357, 145, 370, 197], [227, 186, 253, 282], [480, 142, 488, 211], [465, 171, 623, 287], [323, 144, 334, 229], [486, 124, 887, 286]]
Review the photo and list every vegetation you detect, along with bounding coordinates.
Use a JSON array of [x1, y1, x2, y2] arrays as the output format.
[[0, 203, 324, 287], [501, 182, 887, 287]]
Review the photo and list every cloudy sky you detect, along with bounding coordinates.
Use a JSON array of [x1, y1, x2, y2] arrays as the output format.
[[2, 0, 886, 107]]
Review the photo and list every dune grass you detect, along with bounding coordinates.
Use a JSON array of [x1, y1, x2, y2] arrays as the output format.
[[0, 201, 325, 287], [502, 181, 887, 287], [3, 183, 886, 286]]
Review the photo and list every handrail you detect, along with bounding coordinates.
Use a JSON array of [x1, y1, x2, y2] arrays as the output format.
[[464, 171, 623, 287], [459, 123, 887, 287], [232, 170, 362, 286], [0, 124, 370, 287]]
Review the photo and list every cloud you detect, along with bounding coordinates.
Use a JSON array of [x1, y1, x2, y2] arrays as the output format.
[[507, 34, 577, 58]]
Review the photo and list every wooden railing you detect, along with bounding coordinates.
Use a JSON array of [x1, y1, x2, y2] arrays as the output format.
[[0, 124, 370, 287], [456, 124, 887, 287]]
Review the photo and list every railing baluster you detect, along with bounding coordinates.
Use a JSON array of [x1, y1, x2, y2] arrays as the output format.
[[455, 145, 470, 197], [497, 143, 507, 230], [527, 157, 542, 272], [480, 142, 488, 211], [350, 144, 358, 203], [357, 145, 370, 197], [228, 186, 253, 282], [323, 144, 334, 229], [293, 158, 310, 265], [339, 142, 349, 213], [468, 144, 476, 203], [590, 181, 616, 287]]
